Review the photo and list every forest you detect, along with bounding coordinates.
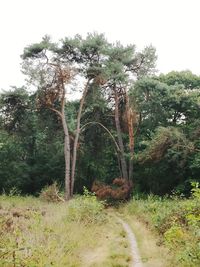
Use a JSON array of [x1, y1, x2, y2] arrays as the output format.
[[0, 33, 200, 267], [0, 33, 200, 197]]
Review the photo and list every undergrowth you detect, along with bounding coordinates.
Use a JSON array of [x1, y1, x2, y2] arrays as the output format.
[[124, 183, 200, 267], [67, 187, 107, 224], [0, 191, 108, 267]]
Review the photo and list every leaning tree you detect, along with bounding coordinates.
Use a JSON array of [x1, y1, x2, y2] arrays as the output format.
[[22, 33, 157, 199], [99, 43, 157, 181], [22, 34, 109, 200]]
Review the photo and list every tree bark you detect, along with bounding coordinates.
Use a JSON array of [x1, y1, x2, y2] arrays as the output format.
[[114, 90, 129, 180], [71, 79, 90, 195], [125, 92, 134, 181], [51, 104, 71, 200], [60, 99, 71, 200], [62, 114, 71, 200]]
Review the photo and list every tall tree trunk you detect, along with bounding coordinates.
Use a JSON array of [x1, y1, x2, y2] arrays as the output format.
[[71, 79, 90, 195], [125, 92, 134, 181], [128, 133, 134, 180], [62, 119, 71, 200], [114, 90, 129, 180], [51, 104, 71, 200], [61, 107, 71, 200]]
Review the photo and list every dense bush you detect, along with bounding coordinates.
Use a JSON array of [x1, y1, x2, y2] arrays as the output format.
[[92, 178, 133, 201]]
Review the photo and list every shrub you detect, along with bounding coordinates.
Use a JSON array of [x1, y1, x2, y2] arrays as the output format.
[[39, 182, 64, 202], [66, 188, 106, 224], [164, 225, 186, 247], [124, 184, 200, 266], [92, 178, 133, 201]]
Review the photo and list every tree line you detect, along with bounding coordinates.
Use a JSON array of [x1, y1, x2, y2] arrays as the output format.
[[0, 33, 200, 199]]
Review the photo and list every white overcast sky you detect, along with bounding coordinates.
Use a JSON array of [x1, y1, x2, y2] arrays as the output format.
[[0, 0, 200, 90]]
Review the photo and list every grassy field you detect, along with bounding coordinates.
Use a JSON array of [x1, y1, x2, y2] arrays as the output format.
[[0, 194, 131, 267], [0, 188, 199, 267]]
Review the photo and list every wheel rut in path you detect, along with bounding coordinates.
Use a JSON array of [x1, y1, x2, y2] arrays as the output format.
[[117, 217, 143, 267]]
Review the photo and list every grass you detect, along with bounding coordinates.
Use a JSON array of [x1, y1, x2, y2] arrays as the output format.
[[1, 189, 199, 266], [0, 194, 132, 267], [119, 212, 172, 267], [82, 218, 131, 267], [120, 189, 200, 267]]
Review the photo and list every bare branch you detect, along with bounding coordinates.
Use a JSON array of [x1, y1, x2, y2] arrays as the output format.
[[49, 107, 62, 117]]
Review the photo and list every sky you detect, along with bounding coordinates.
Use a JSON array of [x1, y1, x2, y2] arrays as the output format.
[[0, 0, 200, 91]]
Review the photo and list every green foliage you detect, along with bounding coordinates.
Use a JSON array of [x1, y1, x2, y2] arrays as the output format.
[[125, 186, 200, 266], [130, 72, 200, 194], [1, 33, 200, 197], [0, 87, 65, 194], [164, 225, 186, 247], [22, 35, 52, 59], [159, 70, 200, 89], [7, 187, 22, 197], [75, 86, 119, 190], [138, 126, 190, 163], [67, 188, 106, 224], [191, 182, 200, 199]]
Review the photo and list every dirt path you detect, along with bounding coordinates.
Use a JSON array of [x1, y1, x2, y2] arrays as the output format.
[[117, 217, 143, 267]]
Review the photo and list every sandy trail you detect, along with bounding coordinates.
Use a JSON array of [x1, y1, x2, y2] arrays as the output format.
[[117, 217, 143, 267]]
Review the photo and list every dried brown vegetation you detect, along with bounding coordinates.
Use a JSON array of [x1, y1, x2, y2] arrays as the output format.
[[92, 178, 133, 201], [39, 182, 64, 202]]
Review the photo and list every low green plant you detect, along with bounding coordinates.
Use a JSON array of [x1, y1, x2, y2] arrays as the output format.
[[164, 225, 186, 247], [8, 187, 21, 196], [66, 187, 106, 224], [191, 182, 200, 199], [124, 183, 200, 266]]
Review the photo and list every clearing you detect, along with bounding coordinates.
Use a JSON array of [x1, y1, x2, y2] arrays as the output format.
[[0, 196, 182, 267]]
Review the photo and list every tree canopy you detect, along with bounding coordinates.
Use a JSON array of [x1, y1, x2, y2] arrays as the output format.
[[0, 33, 200, 198]]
